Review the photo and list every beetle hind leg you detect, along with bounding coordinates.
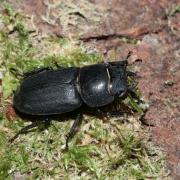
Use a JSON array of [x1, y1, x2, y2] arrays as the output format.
[[9, 119, 51, 143], [65, 113, 83, 150]]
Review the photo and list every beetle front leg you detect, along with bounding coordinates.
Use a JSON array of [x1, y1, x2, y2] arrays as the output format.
[[65, 112, 83, 150], [127, 71, 136, 77], [96, 109, 124, 118], [127, 87, 142, 104]]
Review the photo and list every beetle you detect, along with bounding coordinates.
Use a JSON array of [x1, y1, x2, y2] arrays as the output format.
[[10, 52, 138, 149]]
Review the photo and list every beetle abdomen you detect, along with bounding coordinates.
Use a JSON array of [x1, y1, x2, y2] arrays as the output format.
[[79, 64, 114, 107], [13, 68, 82, 115]]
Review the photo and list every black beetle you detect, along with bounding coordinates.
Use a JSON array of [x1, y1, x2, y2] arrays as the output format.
[[11, 52, 138, 149]]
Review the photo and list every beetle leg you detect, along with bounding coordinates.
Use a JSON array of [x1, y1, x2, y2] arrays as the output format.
[[10, 68, 24, 78], [54, 61, 65, 69], [106, 51, 132, 66], [106, 111, 124, 117], [9, 119, 51, 143], [90, 108, 124, 120], [127, 71, 136, 77], [127, 87, 143, 103], [97, 109, 124, 118], [65, 113, 82, 150], [23, 67, 52, 77], [10, 67, 52, 78]]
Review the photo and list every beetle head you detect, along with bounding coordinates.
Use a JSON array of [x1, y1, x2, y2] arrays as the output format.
[[108, 60, 128, 97]]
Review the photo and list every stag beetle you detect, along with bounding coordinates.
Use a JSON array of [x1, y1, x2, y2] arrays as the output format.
[[11, 52, 138, 149]]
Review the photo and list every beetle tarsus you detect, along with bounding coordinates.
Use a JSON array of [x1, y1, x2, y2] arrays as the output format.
[[65, 113, 82, 150]]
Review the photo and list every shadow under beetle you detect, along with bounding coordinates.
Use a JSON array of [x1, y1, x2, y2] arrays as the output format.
[[11, 52, 138, 150]]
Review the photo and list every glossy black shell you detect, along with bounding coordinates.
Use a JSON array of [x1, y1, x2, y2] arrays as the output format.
[[79, 64, 114, 107], [13, 61, 128, 116], [13, 67, 82, 115]]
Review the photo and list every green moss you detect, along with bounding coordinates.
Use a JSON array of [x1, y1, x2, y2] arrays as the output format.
[[62, 145, 100, 178], [168, 5, 180, 16]]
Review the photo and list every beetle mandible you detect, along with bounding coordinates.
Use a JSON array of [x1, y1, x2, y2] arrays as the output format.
[[11, 52, 137, 149]]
